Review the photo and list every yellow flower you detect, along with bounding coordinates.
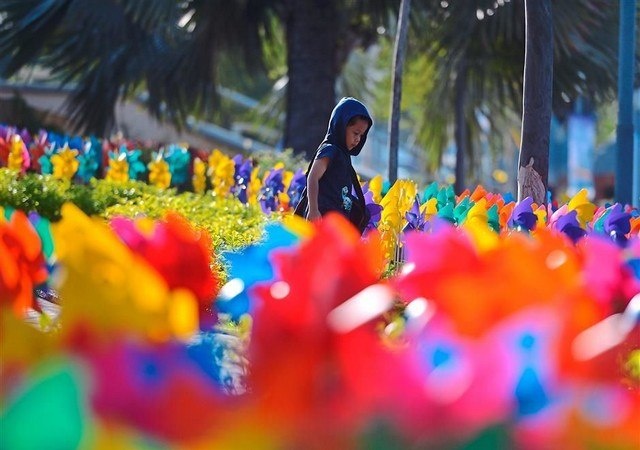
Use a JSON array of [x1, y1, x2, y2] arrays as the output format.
[[192, 157, 207, 194], [52, 203, 198, 341], [148, 154, 171, 189], [105, 153, 130, 183]]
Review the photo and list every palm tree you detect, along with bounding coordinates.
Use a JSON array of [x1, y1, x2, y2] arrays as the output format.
[[517, 0, 553, 205], [0, 0, 398, 160], [399, 0, 620, 194], [0, 0, 267, 133]]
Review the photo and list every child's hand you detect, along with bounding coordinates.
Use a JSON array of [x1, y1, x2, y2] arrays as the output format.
[[307, 209, 322, 221]]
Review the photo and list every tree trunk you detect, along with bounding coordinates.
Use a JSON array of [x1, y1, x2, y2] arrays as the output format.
[[517, 0, 553, 206], [453, 59, 467, 195], [388, 0, 412, 185], [284, 0, 339, 160]]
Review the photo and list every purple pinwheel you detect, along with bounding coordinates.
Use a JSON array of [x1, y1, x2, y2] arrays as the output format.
[[508, 197, 537, 231], [404, 196, 428, 232], [362, 189, 383, 233], [603, 203, 631, 247], [554, 210, 586, 243], [258, 168, 285, 213], [232, 155, 253, 204], [287, 168, 307, 210]]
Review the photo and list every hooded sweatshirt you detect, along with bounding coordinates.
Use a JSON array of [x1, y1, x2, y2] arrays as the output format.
[[311, 97, 373, 217]]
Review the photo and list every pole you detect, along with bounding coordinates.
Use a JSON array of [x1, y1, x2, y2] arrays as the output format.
[[388, 0, 412, 185], [615, 0, 636, 206]]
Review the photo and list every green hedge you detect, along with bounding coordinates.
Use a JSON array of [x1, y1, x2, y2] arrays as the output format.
[[1, 168, 269, 282]]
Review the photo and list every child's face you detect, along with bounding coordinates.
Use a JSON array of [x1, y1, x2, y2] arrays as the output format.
[[345, 118, 368, 151]]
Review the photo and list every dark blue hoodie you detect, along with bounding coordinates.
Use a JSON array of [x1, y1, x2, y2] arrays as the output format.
[[312, 97, 373, 217]]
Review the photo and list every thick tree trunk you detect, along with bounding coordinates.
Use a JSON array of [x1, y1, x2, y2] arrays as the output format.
[[453, 59, 468, 195], [518, 0, 553, 205], [284, 0, 339, 160]]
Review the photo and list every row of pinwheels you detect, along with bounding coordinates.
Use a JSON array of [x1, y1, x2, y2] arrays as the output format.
[[3, 123, 640, 265], [0, 124, 310, 213], [1, 198, 639, 448]]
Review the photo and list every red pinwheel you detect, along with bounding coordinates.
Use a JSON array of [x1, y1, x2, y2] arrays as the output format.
[[0, 210, 48, 315], [110, 213, 219, 312]]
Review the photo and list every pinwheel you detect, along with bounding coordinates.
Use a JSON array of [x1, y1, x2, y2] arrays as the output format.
[[192, 157, 207, 194], [125, 147, 147, 181], [147, 151, 172, 189], [554, 210, 587, 243], [7, 134, 30, 174], [603, 203, 632, 246], [76, 138, 102, 183], [508, 197, 538, 232], [362, 188, 383, 233], [257, 167, 285, 213], [105, 149, 130, 183], [231, 154, 253, 204], [109, 212, 219, 312], [207, 149, 235, 197], [378, 179, 418, 259], [367, 174, 384, 204], [568, 188, 597, 228], [0, 208, 48, 315], [404, 195, 428, 232], [50, 144, 79, 181], [52, 203, 200, 340], [285, 168, 306, 211], [164, 144, 190, 187]]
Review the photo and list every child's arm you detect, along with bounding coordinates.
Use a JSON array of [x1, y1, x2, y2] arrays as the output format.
[[306, 157, 329, 221]]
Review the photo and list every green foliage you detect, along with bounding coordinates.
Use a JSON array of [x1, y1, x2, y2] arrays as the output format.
[[0, 169, 156, 221], [0, 168, 269, 283], [0, 170, 68, 221], [103, 189, 266, 254]]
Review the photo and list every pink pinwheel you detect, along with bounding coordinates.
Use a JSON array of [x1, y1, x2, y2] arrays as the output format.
[[88, 338, 229, 442]]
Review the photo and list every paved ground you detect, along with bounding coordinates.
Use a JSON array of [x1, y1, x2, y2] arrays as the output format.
[[24, 296, 61, 328]]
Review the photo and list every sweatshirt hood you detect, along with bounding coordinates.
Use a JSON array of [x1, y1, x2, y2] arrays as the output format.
[[323, 97, 373, 156]]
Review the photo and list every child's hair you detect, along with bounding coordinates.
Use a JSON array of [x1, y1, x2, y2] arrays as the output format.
[[347, 115, 369, 126]]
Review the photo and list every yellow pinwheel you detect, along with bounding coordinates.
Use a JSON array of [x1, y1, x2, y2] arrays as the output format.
[[192, 157, 207, 194], [7, 134, 27, 173], [208, 149, 235, 197], [50, 144, 79, 181], [567, 188, 596, 228], [148, 152, 172, 189], [106, 151, 130, 183]]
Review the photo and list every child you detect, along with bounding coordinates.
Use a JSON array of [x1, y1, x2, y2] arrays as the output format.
[[298, 97, 373, 234]]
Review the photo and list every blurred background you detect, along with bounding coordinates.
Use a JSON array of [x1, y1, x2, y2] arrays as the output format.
[[1, 0, 638, 202]]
